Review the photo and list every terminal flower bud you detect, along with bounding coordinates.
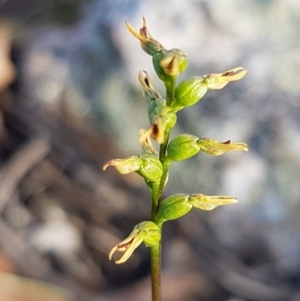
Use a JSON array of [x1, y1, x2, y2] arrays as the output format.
[[103, 155, 163, 182], [157, 194, 192, 222], [126, 18, 163, 55], [198, 138, 249, 156], [189, 194, 238, 211], [203, 67, 247, 90], [166, 134, 200, 162], [109, 221, 161, 264], [153, 49, 188, 83]]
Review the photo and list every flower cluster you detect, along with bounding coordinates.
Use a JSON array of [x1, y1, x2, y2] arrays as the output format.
[[104, 18, 248, 264]]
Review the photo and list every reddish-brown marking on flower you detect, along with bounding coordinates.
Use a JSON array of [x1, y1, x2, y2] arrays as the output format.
[[222, 71, 235, 76], [145, 77, 150, 87], [140, 17, 152, 39], [118, 232, 139, 249]]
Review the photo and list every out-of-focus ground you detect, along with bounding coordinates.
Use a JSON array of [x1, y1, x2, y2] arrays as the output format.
[[0, 0, 300, 300]]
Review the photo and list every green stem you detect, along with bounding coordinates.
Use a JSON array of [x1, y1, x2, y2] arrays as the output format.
[[150, 79, 176, 301], [150, 225, 162, 301], [165, 79, 176, 108], [159, 128, 170, 160], [150, 143, 169, 301]]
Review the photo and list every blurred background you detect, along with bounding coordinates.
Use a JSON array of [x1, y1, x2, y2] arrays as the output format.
[[0, 0, 300, 300]]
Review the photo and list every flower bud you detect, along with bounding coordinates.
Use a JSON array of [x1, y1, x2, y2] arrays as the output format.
[[166, 134, 200, 161], [174, 77, 208, 112], [103, 154, 163, 182], [157, 194, 192, 222], [109, 221, 160, 264], [189, 194, 238, 211], [203, 67, 247, 90], [198, 138, 249, 155], [152, 49, 188, 83], [126, 18, 163, 56]]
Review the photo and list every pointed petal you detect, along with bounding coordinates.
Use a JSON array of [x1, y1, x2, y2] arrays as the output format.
[[198, 138, 248, 156], [115, 235, 144, 264], [190, 194, 238, 211], [103, 157, 142, 174], [108, 245, 118, 261], [204, 67, 247, 90], [125, 22, 149, 43], [139, 129, 158, 155]]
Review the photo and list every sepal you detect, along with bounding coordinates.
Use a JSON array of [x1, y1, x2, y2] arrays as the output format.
[[103, 157, 142, 174], [139, 129, 158, 155], [138, 70, 164, 103], [203, 67, 247, 90], [198, 138, 248, 155], [189, 194, 238, 211]]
